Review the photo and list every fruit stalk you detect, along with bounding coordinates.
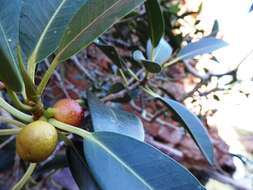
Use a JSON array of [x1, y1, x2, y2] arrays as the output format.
[[49, 118, 90, 138], [11, 163, 37, 190], [0, 116, 25, 127], [0, 97, 33, 122], [0, 128, 21, 136]]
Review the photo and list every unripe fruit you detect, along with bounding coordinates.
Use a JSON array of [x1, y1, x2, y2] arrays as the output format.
[[53, 98, 83, 127], [16, 121, 58, 163]]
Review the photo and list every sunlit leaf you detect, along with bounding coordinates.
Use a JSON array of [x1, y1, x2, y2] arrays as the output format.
[[146, 38, 173, 64], [133, 50, 146, 62], [177, 37, 228, 61]]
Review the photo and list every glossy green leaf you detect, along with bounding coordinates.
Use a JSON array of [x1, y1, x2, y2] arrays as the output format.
[[133, 50, 161, 73], [87, 92, 144, 141], [83, 132, 206, 190], [177, 37, 228, 61], [66, 142, 100, 190], [158, 97, 214, 165], [20, 0, 88, 75], [142, 60, 161, 73], [145, 0, 164, 47], [57, 0, 145, 62], [146, 38, 173, 64], [95, 40, 123, 68], [0, 0, 23, 92]]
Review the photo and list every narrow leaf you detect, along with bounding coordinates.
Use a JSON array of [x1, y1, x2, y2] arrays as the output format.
[[95, 40, 123, 68], [250, 3, 253, 12], [158, 97, 214, 165], [145, 0, 165, 47], [177, 37, 228, 61], [142, 60, 161, 73], [83, 132, 206, 190], [57, 0, 145, 62], [133, 50, 161, 73], [20, 0, 88, 74], [210, 20, 219, 37], [0, 0, 23, 92], [87, 92, 144, 141]]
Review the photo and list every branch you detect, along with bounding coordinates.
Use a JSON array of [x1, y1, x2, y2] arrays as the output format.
[[71, 55, 96, 82], [44, 59, 70, 98]]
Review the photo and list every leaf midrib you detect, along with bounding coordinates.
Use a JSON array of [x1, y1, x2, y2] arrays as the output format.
[[0, 21, 15, 64], [27, 0, 67, 65], [163, 98, 213, 165], [58, 0, 127, 58], [178, 41, 226, 60], [89, 135, 154, 190]]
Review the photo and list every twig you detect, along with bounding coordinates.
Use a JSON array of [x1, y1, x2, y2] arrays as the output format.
[[0, 135, 15, 149], [150, 108, 168, 122], [130, 100, 180, 130], [102, 68, 145, 102], [184, 48, 253, 81], [145, 135, 183, 161], [102, 81, 140, 102], [44, 59, 70, 98], [178, 80, 206, 101], [71, 55, 96, 82]]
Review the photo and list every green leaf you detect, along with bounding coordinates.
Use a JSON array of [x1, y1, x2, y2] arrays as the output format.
[[95, 40, 123, 68], [210, 20, 219, 37], [133, 50, 146, 62], [146, 38, 173, 64], [177, 37, 228, 61], [133, 50, 161, 73], [142, 60, 161, 73], [87, 92, 144, 141], [66, 141, 100, 190], [20, 0, 88, 75], [16, 46, 38, 102], [83, 132, 206, 190], [145, 0, 165, 47], [250, 3, 253, 12], [157, 97, 214, 165], [57, 0, 145, 62], [0, 0, 23, 92]]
